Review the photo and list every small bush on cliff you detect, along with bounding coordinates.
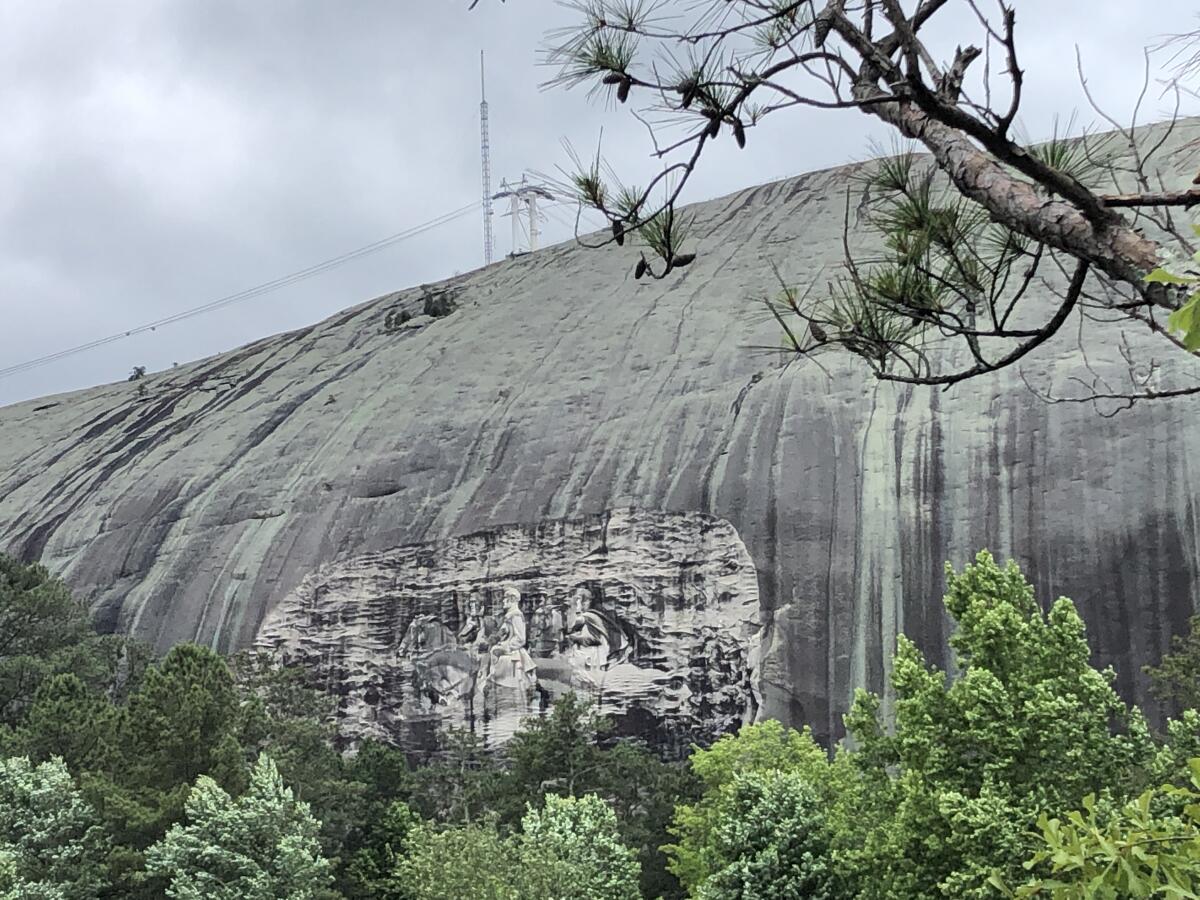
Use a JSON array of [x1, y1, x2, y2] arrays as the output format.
[[420, 288, 456, 319]]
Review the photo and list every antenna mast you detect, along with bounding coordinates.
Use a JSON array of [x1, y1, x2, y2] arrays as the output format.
[[479, 51, 494, 266]]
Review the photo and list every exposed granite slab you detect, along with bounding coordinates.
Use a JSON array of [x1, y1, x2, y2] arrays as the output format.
[[2, 120, 1199, 744]]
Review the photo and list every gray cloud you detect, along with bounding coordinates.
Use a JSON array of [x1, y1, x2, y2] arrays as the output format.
[[2, 1, 1197, 406]]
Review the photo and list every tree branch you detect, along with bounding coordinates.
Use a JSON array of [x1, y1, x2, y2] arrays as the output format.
[[851, 84, 1161, 288], [869, 260, 1089, 387], [1099, 188, 1200, 208]]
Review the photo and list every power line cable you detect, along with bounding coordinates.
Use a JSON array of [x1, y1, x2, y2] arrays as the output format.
[[0, 201, 479, 382], [541, 205, 577, 232]]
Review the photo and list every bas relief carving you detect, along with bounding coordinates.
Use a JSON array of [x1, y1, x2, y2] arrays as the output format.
[[398, 584, 648, 740], [255, 509, 763, 752]]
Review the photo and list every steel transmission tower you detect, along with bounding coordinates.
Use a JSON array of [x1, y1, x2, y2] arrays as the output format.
[[494, 176, 553, 256], [479, 51, 494, 266]]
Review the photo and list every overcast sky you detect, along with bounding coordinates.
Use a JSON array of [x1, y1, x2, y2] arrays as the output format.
[[1, 1, 1197, 408]]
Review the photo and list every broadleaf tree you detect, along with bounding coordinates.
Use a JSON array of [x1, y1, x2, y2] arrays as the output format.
[[837, 550, 1156, 897], [664, 719, 831, 891], [519, 793, 641, 900], [694, 769, 839, 900], [1001, 758, 1200, 897]]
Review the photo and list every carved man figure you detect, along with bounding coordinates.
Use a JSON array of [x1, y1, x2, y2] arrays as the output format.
[[487, 587, 538, 697], [567, 587, 609, 671], [458, 591, 496, 651], [565, 586, 634, 686], [399, 613, 475, 710], [452, 591, 499, 714], [530, 600, 566, 656]]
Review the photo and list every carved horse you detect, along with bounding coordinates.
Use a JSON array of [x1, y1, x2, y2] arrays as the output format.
[[397, 615, 480, 706]]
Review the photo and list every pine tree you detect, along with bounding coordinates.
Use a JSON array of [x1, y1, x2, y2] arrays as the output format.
[[0, 556, 102, 726]]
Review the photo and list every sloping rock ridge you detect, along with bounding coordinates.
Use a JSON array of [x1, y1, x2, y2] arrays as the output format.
[[2, 119, 1199, 746], [254, 508, 761, 753]]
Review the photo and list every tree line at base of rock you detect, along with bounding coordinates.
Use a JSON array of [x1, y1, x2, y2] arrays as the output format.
[[3, 550, 1200, 899]]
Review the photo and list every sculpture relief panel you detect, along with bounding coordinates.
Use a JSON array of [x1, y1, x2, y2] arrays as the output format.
[[255, 509, 763, 753]]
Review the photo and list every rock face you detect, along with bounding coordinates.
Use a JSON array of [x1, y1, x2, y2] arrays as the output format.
[[255, 509, 761, 754], [2, 119, 1199, 748]]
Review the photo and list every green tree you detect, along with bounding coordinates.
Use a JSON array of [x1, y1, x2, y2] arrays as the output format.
[[495, 692, 690, 898], [0, 555, 117, 726], [0, 755, 110, 899], [841, 550, 1155, 898], [233, 651, 366, 857], [520, 793, 640, 900], [396, 789, 642, 900], [410, 727, 499, 827], [591, 737, 696, 900], [695, 770, 838, 900], [405, 698, 689, 896], [0, 850, 17, 898], [503, 692, 608, 803], [7, 674, 119, 774], [391, 821, 528, 900], [123, 643, 246, 792], [341, 800, 420, 900], [1149, 710, 1200, 793], [0, 567, 371, 896], [339, 742, 417, 897], [146, 753, 333, 900], [83, 644, 250, 898], [1004, 758, 1200, 898], [665, 719, 830, 892], [100, 643, 244, 830], [345, 740, 413, 820], [1147, 615, 1200, 713]]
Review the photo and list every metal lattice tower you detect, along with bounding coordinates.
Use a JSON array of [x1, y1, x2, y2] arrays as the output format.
[[494, 175, 553, 256], [479, 51, 494, 266]]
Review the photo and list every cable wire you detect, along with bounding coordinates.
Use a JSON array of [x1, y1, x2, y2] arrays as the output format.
[[0, 201, 479, 381]]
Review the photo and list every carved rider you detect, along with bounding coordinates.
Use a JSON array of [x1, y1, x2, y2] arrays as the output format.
[[458, 591, 496, 652], [530, 600, 566, 655], [566, 586, 631, 682], [486, 587, 538, 696]]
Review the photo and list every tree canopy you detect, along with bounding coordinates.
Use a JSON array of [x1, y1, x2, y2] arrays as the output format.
[[145, 753, 334, 900], [4, 546, 1200, 897]]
